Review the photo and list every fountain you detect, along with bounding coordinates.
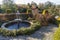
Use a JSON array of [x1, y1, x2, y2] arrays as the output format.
[[1, 11, 31, 30], [15, 11, 21, 29]]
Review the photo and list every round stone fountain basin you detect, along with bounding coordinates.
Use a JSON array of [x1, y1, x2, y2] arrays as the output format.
[[1, 20, 31, 30]]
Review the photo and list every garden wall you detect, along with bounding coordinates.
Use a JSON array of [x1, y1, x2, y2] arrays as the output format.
[[0, 13, 32, 21], [0, 13, 16, 21]]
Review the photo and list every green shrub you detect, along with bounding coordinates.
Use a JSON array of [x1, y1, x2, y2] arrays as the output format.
[[0, 21, 4, 27], [6, 9, 12, 13], [28, 17, 33, 21], [24, 27, 35, 35], [17, 27, 28, 35], [31, 22, 41, 30], [56, 20, 60, 26], [11, 30, 17, 36], [20, 14, 29, 20], [2, 29, 11, 36], [0, 28, 3, 34], [53, 25, 60, 40]]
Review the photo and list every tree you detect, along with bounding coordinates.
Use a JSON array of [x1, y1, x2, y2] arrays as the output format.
[[38, 3, 44, 9], [27, 3, 31, 8], [0, 5, 3, 13], [44, 1, 54, 9], [31, 1, 38, 8], [2, 0, 17, 13]]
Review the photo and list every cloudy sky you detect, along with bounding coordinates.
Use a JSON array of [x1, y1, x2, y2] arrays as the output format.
[[0, 0, 60, 4]]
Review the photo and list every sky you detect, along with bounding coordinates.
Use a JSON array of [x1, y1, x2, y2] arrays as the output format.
[[0, 0, 60, 4]]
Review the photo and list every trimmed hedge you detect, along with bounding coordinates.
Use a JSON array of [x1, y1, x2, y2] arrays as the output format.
[[0, 21, 41, 36], [53, 24, 60, 40], [53, 28, 60, 40]]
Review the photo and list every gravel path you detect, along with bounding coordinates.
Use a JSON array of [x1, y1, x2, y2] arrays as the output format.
[[0, 24, 58, 40]]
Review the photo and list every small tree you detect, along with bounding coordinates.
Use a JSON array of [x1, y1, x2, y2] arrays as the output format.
[[44, 1, 54, 9]]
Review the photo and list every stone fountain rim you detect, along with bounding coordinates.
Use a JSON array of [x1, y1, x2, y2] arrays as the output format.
[[0, 21, 41, 36], [1, 20, 33, 30]]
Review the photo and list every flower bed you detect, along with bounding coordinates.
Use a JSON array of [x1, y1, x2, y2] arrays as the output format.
[[0, 21, 41, 36]]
